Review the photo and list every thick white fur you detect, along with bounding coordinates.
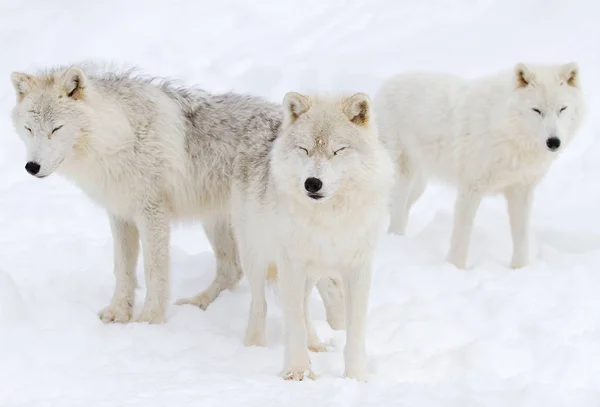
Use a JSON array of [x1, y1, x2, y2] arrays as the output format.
[[231, 92, 394, 381], [10, 65, 346, 326], [375, 63, 586, 269], [10, 67, 232, 324]]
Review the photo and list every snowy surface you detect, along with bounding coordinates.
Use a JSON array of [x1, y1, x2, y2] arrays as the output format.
[[1, 0, 600, 406]]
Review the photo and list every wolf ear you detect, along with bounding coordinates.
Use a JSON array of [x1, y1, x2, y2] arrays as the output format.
[[61, 67, 87, 100], [283, 92, 311, 125], [560, 62, 580, 88], [343, 93, 371, 126], [515, 63, 535, 88], [11, 72, 34, 102]]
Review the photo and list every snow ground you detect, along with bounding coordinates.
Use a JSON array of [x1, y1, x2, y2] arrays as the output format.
[[1, 0, 600, 405]]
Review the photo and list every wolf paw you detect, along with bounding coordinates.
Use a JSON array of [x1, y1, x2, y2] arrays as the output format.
[[136, 303, 166, 324], [308, 341, 330, 353], [344, 369, 369, 383], [281, 367, 315, 381], [344, 365, 369, 382], [98, 301, 132, 324], [175, 293, 212, 311], [326, 313, 345, 331], [510, 257, 529, 269], [447, 254, 467, 270], [244, 325, 266, 347]]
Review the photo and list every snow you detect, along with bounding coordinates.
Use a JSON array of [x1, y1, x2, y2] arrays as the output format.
[[1, 0, 600, 405]]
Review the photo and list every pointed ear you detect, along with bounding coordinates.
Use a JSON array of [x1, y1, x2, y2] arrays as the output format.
[[283, 92, 311, 125], [515, 63, 535, 88], [560, 62, 580, 88], [62, 67, 87, 100], [343, 92, 371, 126], [11, 72, 34, 102]]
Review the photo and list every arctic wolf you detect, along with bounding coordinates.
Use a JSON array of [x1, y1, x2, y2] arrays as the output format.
[[231, 92, 394, 381], [375, 62, 586, 269], [9, 64, 344, 326]]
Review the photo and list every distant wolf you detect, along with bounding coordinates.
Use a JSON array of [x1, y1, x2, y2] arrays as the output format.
[[231, 92, 394, 381], [375, 62, 586, 269], [9, 64, 345, 326]]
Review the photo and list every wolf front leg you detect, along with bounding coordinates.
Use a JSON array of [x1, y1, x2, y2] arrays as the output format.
[[135, 203, 171, 324], [240, 252, 268, 347], [176, 216, 243, 310], [341, 261, 373, 382], [505, 184, 534, 269], [99, 216, 139, 323], [305, 277, 329, 352], [447, 187, 483, 269], [279, 257, 313, 381]]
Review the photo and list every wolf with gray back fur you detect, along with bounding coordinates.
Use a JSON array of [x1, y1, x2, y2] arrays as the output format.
[[9, 63, 344, 325]]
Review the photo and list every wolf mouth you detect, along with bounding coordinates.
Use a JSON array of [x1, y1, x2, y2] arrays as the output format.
[[308, 193, 324, 200]]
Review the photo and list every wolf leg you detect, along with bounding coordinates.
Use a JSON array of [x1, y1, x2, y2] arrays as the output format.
[[505, 184, 534, 269], [342, 261, 373, 381], [99, 215, 139, 323], [279, 257, 313, 380], [406, 171, 427, 218], [136, 203, 170, 324], [176, 216, 243, 310], [242, 252, 268, 347], [447, 187, 482, 269], [316, 277, 345, 330], [306, 277, 329, 352], [389, 153, 426, 235]]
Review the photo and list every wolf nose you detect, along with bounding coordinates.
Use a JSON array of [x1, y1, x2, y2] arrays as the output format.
[[25, 161, 41, 175], [304, 177, 323, 193], [546, 137, 561, 151]]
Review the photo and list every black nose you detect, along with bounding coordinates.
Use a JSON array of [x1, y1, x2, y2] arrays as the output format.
[[25, 161, 41, 175], [546, 137, 561, 151], [304, 177, 323, 193]]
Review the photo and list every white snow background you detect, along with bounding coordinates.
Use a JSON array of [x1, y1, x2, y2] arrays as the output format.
[[1, 0, 600, 406]]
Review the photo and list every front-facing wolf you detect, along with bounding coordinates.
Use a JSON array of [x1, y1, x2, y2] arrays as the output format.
[[231, 92, 394, 381], [9, 63, 344, 326]]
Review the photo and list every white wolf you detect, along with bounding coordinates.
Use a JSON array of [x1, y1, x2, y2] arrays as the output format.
[[231, 92, 394, 381], [9, 64, 345, 326], [375, 62, 586, 269]]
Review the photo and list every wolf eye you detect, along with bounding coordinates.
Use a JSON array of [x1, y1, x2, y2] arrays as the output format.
[[298, 147, 309, 155], [333, 147, 347, 155], [51, 125, 63, 134], [558, 106, 567, 114], [24, 126, 32, 133], [532, 108, 543, 116]]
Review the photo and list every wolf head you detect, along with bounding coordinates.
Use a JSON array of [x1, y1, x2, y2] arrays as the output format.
[[271, 92, 381, 203], [510, 62, 585, 153], [10, 67, 91, 178]]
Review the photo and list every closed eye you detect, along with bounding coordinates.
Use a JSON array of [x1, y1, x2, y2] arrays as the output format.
[[559, 106, 567, 114], [51, 125, 63, 134], [298, 146, 309, 155], [333, 147, 347, 155], [532, 108, 543, 116], [24, 126, 32, 133]]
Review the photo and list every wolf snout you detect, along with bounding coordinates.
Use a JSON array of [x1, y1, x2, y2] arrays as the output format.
[[546, 137, 561, 151], [304, 177, 323, 193], [25, 161, 41, 176], [304, 177, 324, 200]]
